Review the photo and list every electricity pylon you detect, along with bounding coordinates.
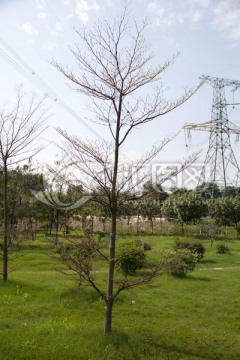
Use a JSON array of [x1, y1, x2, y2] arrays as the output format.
[[183, 75, 240, 193]]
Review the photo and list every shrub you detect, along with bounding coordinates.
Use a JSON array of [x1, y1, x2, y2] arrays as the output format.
[[55, 243, 73, 253], [143, 242, 152, 251], [133, 239, 152, 251], [96, 231, 105, 239], [174, 240, 205, 260], [164, 250, 198, 277], [117, 242, 146, 275], [133, 239, 142, 246], [216, 244, 230, 254]]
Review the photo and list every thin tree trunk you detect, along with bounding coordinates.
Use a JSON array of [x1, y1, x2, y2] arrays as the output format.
[[104, 297, 114, 334], [55, 208, 59, 245], [104, 93, 122, 334], [3, 161, 8, 282], [29, 214, 35, 240], [102, 219, 106, 232], [104, 212, 117, 334], [91, 216, 94, 233], [150, 218, 154, 234], [137, 214, 140, 235]]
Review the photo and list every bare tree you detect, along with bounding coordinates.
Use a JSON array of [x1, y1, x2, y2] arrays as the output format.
[[53, 8, 202, 333], [0, 87, 47, 282]]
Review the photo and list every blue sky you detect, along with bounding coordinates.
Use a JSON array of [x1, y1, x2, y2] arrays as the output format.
[[0, 0, 240, 168]]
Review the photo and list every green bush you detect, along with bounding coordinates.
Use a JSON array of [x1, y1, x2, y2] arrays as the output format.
[[164, 250, 198, 277], [143, 242, 152, 251], [174, 240, 205, 260], [216, 244, 230, 254], [133, 239, 152, 251], [117, 242, 146, 275], [96, 231, 105, 239]]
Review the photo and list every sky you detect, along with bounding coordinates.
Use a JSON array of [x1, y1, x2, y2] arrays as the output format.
[[0, 0, 240, 186]]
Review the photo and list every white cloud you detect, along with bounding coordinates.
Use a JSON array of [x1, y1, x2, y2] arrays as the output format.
[[56, 23, 64, 33], [77, 11, 89, 23], [212, 0, 240, 41], [147, 1, 204, 28], [51, 23, 64, 36], [22, 23, 39, 37], [42, 41, 57, 51], [184, 0, 210, 8], [148, 2, 164, 16], [104, 0, 113, 5], [148, 0, 240, 42], [190, 10, 203, 23], [36, 0, 46, 11], [39, 12, 48, 20], [35, 0, 48, 20], [168, 38, 178, 47], [75, 0, 100, 23]]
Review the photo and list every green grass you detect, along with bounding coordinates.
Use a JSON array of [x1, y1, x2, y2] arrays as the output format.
[[0, 231, 240, 359]]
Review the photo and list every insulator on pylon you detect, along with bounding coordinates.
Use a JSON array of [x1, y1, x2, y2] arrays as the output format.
[[182, 75, 240, 192]]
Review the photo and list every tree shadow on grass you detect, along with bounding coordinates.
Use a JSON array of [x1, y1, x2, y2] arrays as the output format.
[[180, 275, 212, 282], [60, 286, 103, 304], [199, 259, 216, 265], [104, 328, 222, 360]]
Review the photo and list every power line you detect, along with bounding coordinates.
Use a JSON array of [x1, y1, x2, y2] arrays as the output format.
[[0, 35, 100, 138]]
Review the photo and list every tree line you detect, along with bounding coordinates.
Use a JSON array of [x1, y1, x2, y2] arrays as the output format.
[[1, 164, 240, 240]]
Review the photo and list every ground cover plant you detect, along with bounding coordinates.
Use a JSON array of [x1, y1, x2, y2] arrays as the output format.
[[0, 228, 240, 359]]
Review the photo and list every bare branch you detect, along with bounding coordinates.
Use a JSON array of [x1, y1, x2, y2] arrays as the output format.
[[0, 88, 49, 166]]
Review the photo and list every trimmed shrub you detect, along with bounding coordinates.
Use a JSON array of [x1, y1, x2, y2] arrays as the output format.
[[216, 244, 230, 254], [117, 242, 146, 275], [174, 240, 205, 260], [164, 250, 198, 277], [143, 242, 152, 251]]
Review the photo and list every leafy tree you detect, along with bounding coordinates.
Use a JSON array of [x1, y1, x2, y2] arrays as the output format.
[[118, 199, 136, 228], [138, 200, 160, 234], [141, 181, 168, 232], [162, 191, 208, 235], [169, 187, 189, 195], [221, 186, 240, 197], [209, 196, 240, 229], [195, 182, 221, 199], [6, 165, 43, 239], [54, 8, 201, 333], [0, 165, 45, 270], [142, 180, 168, 202]]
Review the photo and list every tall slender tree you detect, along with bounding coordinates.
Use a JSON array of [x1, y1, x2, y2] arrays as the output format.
[[0, 87, 47, 282], [54, 8, 201, 333]]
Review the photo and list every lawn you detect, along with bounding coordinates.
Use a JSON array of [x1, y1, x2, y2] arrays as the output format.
[[0, 231, 240, 359]]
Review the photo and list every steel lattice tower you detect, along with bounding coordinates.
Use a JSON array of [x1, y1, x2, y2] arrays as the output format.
[[183, 75, 240, 191]]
